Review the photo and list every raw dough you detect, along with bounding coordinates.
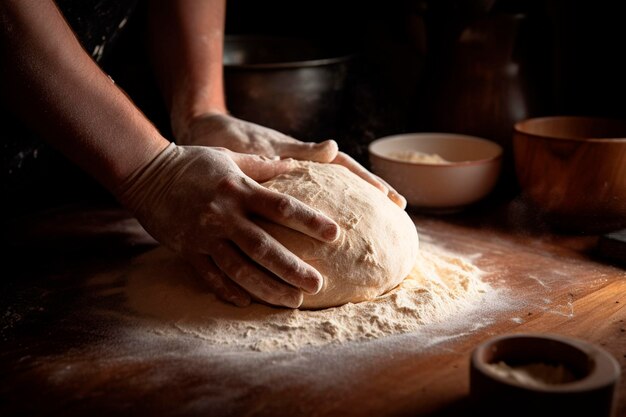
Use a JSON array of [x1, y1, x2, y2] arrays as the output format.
[[260, 161, 419, 309]]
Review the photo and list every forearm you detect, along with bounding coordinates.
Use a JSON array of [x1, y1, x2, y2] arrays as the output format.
[[149, 0, 227, 140], [0, 0, 169, 192]]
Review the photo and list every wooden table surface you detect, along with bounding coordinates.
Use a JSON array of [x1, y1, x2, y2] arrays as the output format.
[[1, 200, 624, 417]]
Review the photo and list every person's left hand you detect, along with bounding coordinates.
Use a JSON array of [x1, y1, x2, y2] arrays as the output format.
[[178, 112, 338, 163], [179, 113, 407, 209]]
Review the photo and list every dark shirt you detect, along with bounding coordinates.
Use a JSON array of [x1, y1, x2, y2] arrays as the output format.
[[0, 1, 139, 216], [57, 0, 138, 63]]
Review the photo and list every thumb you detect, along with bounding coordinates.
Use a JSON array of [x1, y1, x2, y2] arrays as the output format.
[[231, 152, 298, 182], [276, 139, 339, 163]]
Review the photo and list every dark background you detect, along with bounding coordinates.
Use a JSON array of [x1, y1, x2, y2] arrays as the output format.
[[2, 0, 625, 217]]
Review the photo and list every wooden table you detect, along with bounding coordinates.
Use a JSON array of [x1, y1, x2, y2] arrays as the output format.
[[1, 200, 624, 417]]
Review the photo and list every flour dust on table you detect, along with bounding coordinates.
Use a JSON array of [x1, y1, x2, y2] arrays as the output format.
[[123, 239, 495, 351]]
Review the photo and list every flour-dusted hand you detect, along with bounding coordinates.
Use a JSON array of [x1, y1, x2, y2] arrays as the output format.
[[178, 113, 407, 209], [115, 143, 340, 308], [178, 112, 339, 163]]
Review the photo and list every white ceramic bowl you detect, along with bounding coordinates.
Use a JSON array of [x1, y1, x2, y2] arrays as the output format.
[[368, 133, 503, 210]]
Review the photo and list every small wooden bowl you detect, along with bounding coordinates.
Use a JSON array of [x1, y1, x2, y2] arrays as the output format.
[[513, 116, 626, 232], [470, 333, 621, 417]]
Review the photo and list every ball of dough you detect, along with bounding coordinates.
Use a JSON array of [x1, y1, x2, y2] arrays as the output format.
[[261, 161, 419, 309]]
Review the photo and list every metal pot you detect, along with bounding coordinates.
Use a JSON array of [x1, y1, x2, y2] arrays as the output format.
[[223, 36, 353, 140]]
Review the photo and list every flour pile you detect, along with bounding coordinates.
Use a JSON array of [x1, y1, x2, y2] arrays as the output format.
[[124, 239, 492, 351]]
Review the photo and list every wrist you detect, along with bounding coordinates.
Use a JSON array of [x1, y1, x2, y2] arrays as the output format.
[[114, 141, 179, 209], [172, 107, 229, 145]]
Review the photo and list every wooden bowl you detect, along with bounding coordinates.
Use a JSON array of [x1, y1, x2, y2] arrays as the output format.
[[368, 133, 502, 211], [513, 116, 626, 232], [470, 333, 620, 417]]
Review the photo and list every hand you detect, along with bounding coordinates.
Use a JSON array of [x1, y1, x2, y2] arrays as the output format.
[[178, 112, 339, 162], [116, 143, 340, 308], [331, 152, 407, 209], [180, 113, 407, 209]]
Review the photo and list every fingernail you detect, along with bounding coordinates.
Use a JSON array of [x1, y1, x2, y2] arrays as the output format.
[[282, 292, 304, 309], [322, 223, 340, 242], [302, 272, 323, 295], [390, 190, 407, 209]]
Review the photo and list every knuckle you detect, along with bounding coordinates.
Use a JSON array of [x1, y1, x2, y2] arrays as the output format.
[[203, 271, 224, 289], [233, 264, 257, 283], [281, 264, 300, 281], [214, 240, 230, 252], [275, 256, 305, 281], [298, 211, 328, 236], [219, 258, 240, 278], [249, 236, 273, 261], [305, 212, 324, 229], [199, 209, 225, 229], [223, 122, 241, 137], [275, 195, 296, 217], [213, 146, 230, 154], [216, 176, 244, 194]]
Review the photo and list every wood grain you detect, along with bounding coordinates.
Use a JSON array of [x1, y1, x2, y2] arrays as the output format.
[[0, 204, 624, 417], [513, 116, 626, 232]]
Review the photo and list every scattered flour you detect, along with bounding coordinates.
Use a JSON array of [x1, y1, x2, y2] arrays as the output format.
[[124, 240, 494, 351]]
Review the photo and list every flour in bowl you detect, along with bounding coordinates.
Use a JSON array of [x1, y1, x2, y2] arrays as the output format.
[[387, 150, 451, 164]]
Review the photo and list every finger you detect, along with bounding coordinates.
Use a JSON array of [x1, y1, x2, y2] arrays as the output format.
[[275, 139, 338, 163], [332, 152, 407, 209], [248, 184, 340, 242], [332, 152, 388, 193], [230, 151, 298, 182], [185, 253, 251, 307], [230, 219, 323, 294], [373, 175, 407, 209], [211, 241, 304, 308]]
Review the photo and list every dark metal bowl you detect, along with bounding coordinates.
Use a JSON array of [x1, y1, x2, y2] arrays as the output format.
[[223, 36, 353, 140]]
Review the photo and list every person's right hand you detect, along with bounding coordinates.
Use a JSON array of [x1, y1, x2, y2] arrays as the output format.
[[116, 143, 340, 308]]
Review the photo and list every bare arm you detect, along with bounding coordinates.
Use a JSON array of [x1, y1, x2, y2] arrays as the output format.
[[0, 0, 342, 308], [0, 0, 169, 191], [148, 0, 406, 208], [148, 0, 227, 139]]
